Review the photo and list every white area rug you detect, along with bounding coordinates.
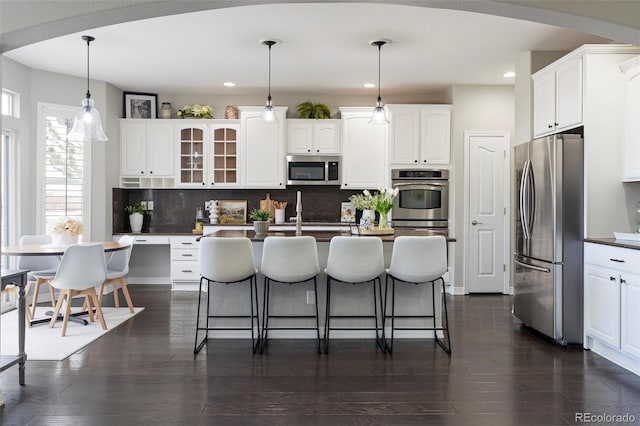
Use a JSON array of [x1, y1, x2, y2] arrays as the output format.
[[0, 306, 144, 361]]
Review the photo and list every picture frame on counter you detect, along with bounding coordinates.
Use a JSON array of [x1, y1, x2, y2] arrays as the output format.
[[123, 91, 157, 119], [219, 200, 247, 224]]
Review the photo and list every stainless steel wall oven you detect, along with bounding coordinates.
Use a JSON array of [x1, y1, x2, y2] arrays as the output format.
[[391, 169, 449, 232]]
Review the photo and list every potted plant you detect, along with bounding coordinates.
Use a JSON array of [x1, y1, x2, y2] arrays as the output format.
[[249, 208, 272, 234], [348, 190, 377, 229], [296, 101, 332, 119], [125, 201, 149, 233]]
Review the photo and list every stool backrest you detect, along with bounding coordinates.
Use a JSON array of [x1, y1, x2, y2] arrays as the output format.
[[49, 244, 107, 290], [199, 237, 256, 283], [326, 236, 384, 282], [261, 236, 320, 282], [388, 236, 447, 283]]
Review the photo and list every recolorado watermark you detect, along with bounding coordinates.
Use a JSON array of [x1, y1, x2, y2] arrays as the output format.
[[575, 412, 636, 423]]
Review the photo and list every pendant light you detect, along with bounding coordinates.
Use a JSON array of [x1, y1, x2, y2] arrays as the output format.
[[261, 39, 278, 122], [369, 39, 390, 125], [68, 35, 108, 142]]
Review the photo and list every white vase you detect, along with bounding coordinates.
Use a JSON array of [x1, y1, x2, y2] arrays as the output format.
[[253, 221, 269, 234], [129, 212, 144, 233], [51, 231, 78, 247], [360, 209, 376, 230]]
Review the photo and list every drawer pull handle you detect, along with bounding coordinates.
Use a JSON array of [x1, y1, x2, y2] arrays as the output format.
[[137, 239, 147, 242], [609, 258, 625, 263], [181, 242, 194, 245], [181, 270, 193, 273], [181, 254, 193, 257]]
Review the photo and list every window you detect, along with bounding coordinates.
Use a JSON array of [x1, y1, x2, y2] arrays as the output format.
[[37, 103, 91, 238], [1, 130, 16, 269], [2, 89, 19, 118]]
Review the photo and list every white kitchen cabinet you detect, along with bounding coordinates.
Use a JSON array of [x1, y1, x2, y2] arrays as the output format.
[[170, 236, 200, 291], [584, 263, 620, 347], [174, 121, 241, 187], [621, 264, 640, 358], [619, 56, 640, 181], [532, 56, 583, 137], [120, 120, 175, 187], [387, 105, 451, 165], [239, 106, 288, 188], [339, 107, 387, 190], [584, 242, 640, 375], [287, 119, 341, 154]]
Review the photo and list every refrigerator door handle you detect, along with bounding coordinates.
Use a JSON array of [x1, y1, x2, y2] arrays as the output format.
[[520, 160, 531, 239], [514, 258, 551, 273], [527, 160, 536, 234]]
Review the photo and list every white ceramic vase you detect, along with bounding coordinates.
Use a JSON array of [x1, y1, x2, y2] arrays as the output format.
[[129, 212, 144, 233], [51, 231, 78, 247], [360, 209, 376, 230], [253, 221, 269, 235]]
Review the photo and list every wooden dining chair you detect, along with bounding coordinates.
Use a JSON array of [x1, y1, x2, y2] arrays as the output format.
[[48, 244, 108, 336]]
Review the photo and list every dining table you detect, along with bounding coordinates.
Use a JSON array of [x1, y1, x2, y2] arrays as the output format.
[[1, 241, 130, 326]]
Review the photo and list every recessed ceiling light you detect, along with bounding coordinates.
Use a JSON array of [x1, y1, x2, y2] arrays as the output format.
[[503, 72, 515, 78], [364, 83, 376, 88], [223, 82, 236, 87]]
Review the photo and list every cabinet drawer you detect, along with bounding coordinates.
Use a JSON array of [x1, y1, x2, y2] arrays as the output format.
[[170, 236, 199, 249], [171, 261, 199, 281], [131, 235, 170, 245], [172, 248, 198, 261], [585, 243, 640, 274]]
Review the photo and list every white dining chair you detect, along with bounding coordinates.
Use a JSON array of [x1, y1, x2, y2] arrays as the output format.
[[324, 236, 386, 353], [385, 236, 451, 354], [260, 236, 321, 353], [195, 237, 260, 354], [98, 235, 136, 313], [17, 234, 61, 321], [48, 244, 108, 337]]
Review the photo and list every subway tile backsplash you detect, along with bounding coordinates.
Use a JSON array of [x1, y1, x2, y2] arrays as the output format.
[[113, 187, 362, 233]]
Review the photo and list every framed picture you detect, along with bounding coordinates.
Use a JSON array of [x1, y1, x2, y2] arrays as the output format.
[[341, 202, 355, 223], [123, 91, 157, 119], [219, 200, 247, 224]]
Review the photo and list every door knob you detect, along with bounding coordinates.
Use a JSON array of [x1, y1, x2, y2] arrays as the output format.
[[471, 220, 483, 225]]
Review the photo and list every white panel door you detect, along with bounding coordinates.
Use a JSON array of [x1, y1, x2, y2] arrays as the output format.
[[621, 271, 640, 358], [120, 121, 147, 176], [146, 121, 174, 176], [466, 133, 507, 293], [584, 265, 621, 347]]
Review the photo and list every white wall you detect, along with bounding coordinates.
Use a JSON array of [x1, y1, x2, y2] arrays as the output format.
[[450, 85, 515, 294]]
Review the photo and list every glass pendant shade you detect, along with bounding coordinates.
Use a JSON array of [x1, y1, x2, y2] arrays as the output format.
[[369, 97, 388, 124], [262, 96, 277, 122], [69, 97, 108, 142]]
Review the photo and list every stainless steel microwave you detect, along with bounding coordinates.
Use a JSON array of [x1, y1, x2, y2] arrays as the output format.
[[286, 155, 341, 185]]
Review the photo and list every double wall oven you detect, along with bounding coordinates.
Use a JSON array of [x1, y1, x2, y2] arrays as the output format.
[[391, 169, 449, 234]]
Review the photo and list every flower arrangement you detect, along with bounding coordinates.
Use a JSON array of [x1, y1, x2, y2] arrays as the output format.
[[348, 189, 377, 210], [177, 104, 214, 119], [52, 217, 84, 236], [373, 187, 399, 229], [349, 188, 398, 229]]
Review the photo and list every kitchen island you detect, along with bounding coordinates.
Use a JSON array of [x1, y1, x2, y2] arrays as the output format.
[[200, 228, 455, 340]]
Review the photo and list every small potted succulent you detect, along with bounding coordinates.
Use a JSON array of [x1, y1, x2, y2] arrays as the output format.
[[249, 209, 272, 234], [125, 201, 149, 233]]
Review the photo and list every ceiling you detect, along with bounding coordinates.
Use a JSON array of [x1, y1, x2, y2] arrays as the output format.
[[3, 2, 614, 97]]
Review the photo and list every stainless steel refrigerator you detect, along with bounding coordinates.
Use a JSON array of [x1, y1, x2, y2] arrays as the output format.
[[513, 134, 583, 345]]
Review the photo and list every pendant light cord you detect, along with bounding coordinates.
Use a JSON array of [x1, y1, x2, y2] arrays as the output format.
[[377, 42, 382, 103], [82, 35, 95, 99], [267, 42, 273, 101]]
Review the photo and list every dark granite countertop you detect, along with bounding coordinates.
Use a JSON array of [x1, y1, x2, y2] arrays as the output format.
[[208, 229, 456, 243], [584, 238, 640, 251]]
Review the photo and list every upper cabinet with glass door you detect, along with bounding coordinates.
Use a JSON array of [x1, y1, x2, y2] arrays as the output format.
[[209, 122, 240, 187], [176, 123, 208, 187]]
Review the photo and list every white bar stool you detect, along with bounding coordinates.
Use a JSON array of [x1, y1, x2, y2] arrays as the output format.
[[195, 237, 260, 354], [385, 236, 451, 354], [260, 236, 321, 354], [324, 236, 386, 353]]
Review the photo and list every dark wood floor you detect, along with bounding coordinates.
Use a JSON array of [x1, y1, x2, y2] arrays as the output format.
[[1, 286, 639, 425]]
